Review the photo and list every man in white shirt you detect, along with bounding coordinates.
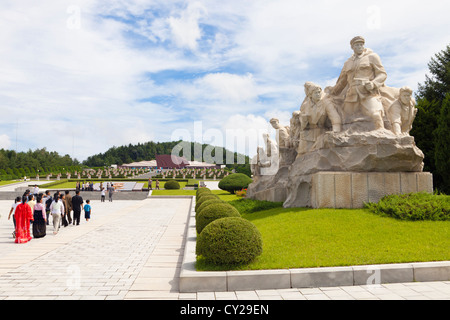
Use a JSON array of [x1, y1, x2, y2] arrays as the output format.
[[33, 185, 40, 197]]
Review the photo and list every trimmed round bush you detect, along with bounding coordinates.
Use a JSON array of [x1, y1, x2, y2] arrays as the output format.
[[195, 198, 225, 219], [196, 202, 240, 234], [195, 193, 219, 211], [196, 217, 263, 265], [164, 179, 180, 190], [196, 187, 211, 197], [218, 173, 253, 194]]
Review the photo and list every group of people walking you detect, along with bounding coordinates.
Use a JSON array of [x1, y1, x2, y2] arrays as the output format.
[[147, 179, 160, 190], [7, 189, 91, 243]]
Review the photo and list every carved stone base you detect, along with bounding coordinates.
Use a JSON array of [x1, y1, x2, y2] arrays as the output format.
[[296, 130, 425, 174], [251, 186, 287, 203], [284, 171, 433, 209], [247, 130, 429, 208]]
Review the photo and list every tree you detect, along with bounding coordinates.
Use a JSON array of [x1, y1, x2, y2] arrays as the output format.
[[411, 44, 450, 193], [433, 94, 450, 193], [218, 173, 253, 194], [82, 140, 251, 173], [411, 99, 440, 173], [417, 45, 450, 102]]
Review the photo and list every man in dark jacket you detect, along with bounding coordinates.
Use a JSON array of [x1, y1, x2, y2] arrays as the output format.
[[71, 190, 83, 226], [64, 190, 73, 224]]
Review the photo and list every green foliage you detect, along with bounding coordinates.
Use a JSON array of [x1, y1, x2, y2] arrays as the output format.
[[196, 202, 241, 234], [412, 44, 450, 194], [417, 44, 450, 102], [83, 140, 251, 172], [232, 164, 252, 177], [83, 141, 183, 166], [434, 94, 450, 193], [196, 217, 263, 265], [195, 194, 220, 212], [411, 98, 441, 174], [0, 147, 84, 181], [164, 179, 180, 190], [197, 207, 450, 271], [364, 192, 450, 221], [0, 148, 80, 172], [228, 198, 284, 214], [196, 187, 212, 197], [195, 198, 225, 219], [38, 180, 70, 189], [218, 173, 252, 194]]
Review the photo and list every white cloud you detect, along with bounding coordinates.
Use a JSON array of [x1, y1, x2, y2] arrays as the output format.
[[196, 72, 258, 103], [222, 114, 271, 158], [168, 2, 207, 50], [0, 135, 11, 150]]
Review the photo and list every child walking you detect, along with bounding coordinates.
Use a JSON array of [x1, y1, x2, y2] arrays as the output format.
[[101, 187, 106, 202], [84, 200, 92, 222]]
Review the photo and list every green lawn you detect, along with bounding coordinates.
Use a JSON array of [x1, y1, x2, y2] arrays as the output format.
[[42, 181, 76, 189], [151, 189, 239, 201], [196, 206, 450, 271], [0, 180, 19, 186]]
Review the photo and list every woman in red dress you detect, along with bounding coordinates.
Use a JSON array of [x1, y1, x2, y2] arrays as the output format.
[[14, 196, 34, 243]]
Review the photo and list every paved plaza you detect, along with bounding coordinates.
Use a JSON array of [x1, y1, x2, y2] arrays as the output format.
[[0, 195, 449, 300]]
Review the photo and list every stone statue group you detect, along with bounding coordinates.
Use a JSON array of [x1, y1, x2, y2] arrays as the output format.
[[269, 36, 418, 159], [248, 37, 427, 208]]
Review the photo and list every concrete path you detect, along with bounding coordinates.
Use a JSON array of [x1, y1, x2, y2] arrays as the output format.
[[0, 180, 51, 192], [0, 197, 449, 300]]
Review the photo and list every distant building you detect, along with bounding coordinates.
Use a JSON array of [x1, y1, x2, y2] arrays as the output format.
[[185, 160, 219, 169], [155, 154, 189, 169], [120, 156, 220, 169]]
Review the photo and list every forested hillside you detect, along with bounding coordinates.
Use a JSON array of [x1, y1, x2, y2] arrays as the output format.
[[0, 148, 81, 180], [0, 140, 252, 180], [83, 140, 251, 176]]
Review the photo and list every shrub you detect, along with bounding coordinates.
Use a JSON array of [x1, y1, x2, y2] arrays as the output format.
[[195, 193, 220, 211], [164, 179, 181, 190], [196, 217, 263, 265], [196, 187, 211, 197], [218, 173, 253, 194], [229, 198, 284, 214], [364, 192, 450, 221], [195, 198, 225, 219], [196, 202, 241, 233]]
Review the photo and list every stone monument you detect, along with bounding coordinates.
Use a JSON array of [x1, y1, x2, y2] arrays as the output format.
[[247, 36, 432, 208]]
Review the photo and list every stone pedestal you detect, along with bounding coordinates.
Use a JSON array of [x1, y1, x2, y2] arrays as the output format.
[[246, 166, 290, 203], [251, 186, 287, 203], [303, 171, 432, 209]]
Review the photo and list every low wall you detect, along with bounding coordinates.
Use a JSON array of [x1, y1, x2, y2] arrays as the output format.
[[310, 172, 433, 209]]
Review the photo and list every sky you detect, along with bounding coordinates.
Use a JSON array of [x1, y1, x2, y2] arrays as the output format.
[[0, 0, 449, 162]]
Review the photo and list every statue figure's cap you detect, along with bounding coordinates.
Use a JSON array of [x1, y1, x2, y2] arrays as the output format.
[[304, 81, 322, 96], [399, 86, 413, 94], [269, 118, 279, 123], [350, 36, 365, 47]]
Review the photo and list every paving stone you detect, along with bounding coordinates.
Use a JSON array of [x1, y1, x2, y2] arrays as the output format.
[[196, 292, 216, 300], [303, 293, 331, 300], [235, 290, 260, 300]]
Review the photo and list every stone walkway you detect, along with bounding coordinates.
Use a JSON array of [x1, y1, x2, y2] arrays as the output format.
[[0, 197, 448, 300]]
